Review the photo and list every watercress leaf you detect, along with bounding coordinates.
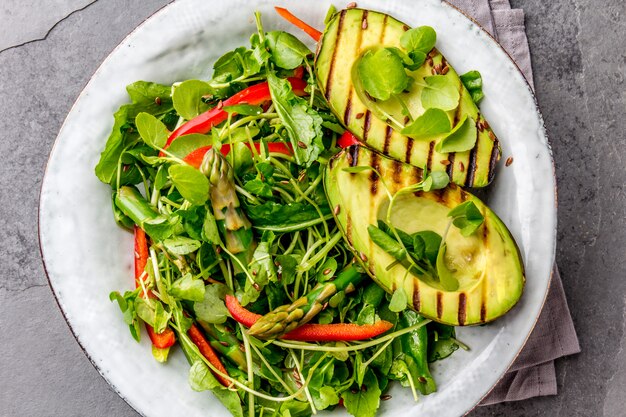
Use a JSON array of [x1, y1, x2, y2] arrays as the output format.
[[143, 215, 179, 241], [222, 104, 263, 116], [428, 337, 460, 362], [194, 284, 229, 324], [275, 255, 298, 285], [401, 108, 451, 139], [436, 115, 477, 154], [163, 236, 202, 256], [448, 201, 484, 236], [389, 288, 408, 312], [341, 369, 381, 417], [201, 209, 222, 245], [154, 166, 169, 190], [266, 31, 311, 70], [166, 134, 211, 159], [248, 231, 277, 288], [412, 231, 442, 265], [407, 50, 427, 69], [316, 257, 338, 283], [267, 72, 324, 166], [243, 178, 273, 198], [170, 273, 206, 301], [368, 225, 407, 261], [422, 171, 450, 191], [313, 385, 340, 410], [435, 243, 460, 291], [376, 220, 413, 248], [460, 70, 484, 103], [363, 282, 386, 307], [172, 80, 214, 120], [168, 165, 209, 205], [189, 360, 221, 391], [256, 161, 275, 180], [357, 303, 377, 325], [126, 81, 172, 105], [400, 26, 437, 55], [109, 291, 128, 312], [242, 200, 331, 228], [329, 290, 345, 308], [135, 112, 169, 149], [135, 297, 156, 327], [421, 75, 460, 111], [152, 301, 171, 334], [356, 47, 409, 101], [212, 49, 244, 83]]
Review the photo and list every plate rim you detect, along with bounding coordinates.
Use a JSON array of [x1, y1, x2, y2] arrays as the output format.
[[37, 0, 557, 416]]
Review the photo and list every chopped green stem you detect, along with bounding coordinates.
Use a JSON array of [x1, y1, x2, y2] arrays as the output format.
[[297, 232, 342, 272]]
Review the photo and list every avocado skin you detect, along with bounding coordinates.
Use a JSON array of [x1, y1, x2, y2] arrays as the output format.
[[324, 145, 525, 326], [315, 8, 501, 188]]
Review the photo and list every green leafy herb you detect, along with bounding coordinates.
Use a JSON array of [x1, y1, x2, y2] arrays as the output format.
[[163, 236, 202, 256], [367, 225, 407, 261], [222, 104, 263, 116], [435, 244, 460, 291], [356, 47, 409, 101], [267, 72, 324, 166], [188, 361, 244, 417], [168, 165, 209, 206], [400, 26, 437, 55], [266, 31, 311, 70], [170, 273, 206, 301], [194, 284, 229, 324], [412, 231, 442, 265], [422, 170, 450, 192], [447, 200, 484, 236], [389, 288, 409, 312], [243, 200, 331, 228], [166, 134, 211, 159], [421, 75, 460, 111], [341, 369, 381, 417], [135, 112, 170, 150], [460, 70, 484, 103], [201, 209, 222, 245], [436, 115, 477, 153], [109, 290, 142, 341], [401, 108, 451, 139], [172, 80, 214, 120]]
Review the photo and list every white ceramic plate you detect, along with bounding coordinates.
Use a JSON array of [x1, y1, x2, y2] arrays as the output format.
[[39, 0, 556, 416]]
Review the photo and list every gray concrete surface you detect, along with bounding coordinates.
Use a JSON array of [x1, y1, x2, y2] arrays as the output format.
[[0, 0, 623, 416]]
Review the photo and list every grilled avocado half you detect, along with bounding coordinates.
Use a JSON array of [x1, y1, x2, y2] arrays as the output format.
[[316, 8, 501, 188], [324, 145, 524, 325]]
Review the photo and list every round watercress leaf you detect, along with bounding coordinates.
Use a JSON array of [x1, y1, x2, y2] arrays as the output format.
[[421, 75, 460, 111], [435, 115, 477, 154], [135, 112, 169, 149], [168, 165, 209, 205], [194, 284, 229, 324], [435, 243, 460, 291], [422, 171, 450, 192], [169, 273, 206, 301], [266, 30, 311, 70], [166, 133, 211, 159], [400, 26, 437, 54], [172, 80, 214, 120], [356, 47, 409, 101], [389, 288, 408, 312], [401, 108, 451, 139]]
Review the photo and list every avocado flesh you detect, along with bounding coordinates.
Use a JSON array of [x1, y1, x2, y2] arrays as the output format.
[[324, 145, 524, 326], [315, 8, 501, 188]]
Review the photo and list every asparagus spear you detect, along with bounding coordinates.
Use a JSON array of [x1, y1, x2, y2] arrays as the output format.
[[248, 265, 365, 338], [200, 149, 256, 260]]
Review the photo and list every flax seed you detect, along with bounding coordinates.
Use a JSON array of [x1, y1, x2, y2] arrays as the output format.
[[360, 252, 368, 262], [356, 112, 364, 119], [362, 17, 368, 29], [441, 65, 449, 75], [154, 97, 162, 106], [297, 141, 307, 149], [441, 159, 451, 166], [459, 161, 465, 172], [347, 2, 357, 8], [381, 394, 392, 401], [334, 205, 341, 215], [505, 156, 514, 167]]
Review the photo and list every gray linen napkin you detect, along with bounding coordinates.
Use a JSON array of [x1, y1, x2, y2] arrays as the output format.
[[445, 0, 581, 405]]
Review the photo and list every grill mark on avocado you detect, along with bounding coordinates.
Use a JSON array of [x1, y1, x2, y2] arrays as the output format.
[[392, 159, 403, 185], [412, 166, 423, 183], [363, 111, 372, 142], [345, 213, 353, 245], [405, 137, 414, 163], [343, 96, 352, 125], [412, 280, 421, 310], [487, 136, 500, 183], [324, 10, 346, 100], [465, 140, 478, 187], [426, 141, 435, 170], [380, 15, 389, 42], [369, 152, 380, 195], [446, 152, 455, 179], [480, 302, 487, 323], [458, 293, 467, 325], [348, 145, 360, 167], [436, 292, 443, 319], [382, 125, 392, 153]]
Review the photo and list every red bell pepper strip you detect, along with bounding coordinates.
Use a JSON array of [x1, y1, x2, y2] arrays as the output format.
[[183, 142, 292, 169], [162, 77, 308, 155], [134, 226, 176, 349], [337, 131, 360, 148], [187, 323, 232, 387], [225, 295, 393, 342], [274, 7, 322, 42]]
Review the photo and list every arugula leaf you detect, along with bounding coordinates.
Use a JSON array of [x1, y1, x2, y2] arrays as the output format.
[[447, 200, 484, 236], [266, 31, 311, 70], [460, 70, 484, 103], [367, 225, 407, 261], [400, 26, 437, 55], [401, 108, 451, 139], [172, 80, 214, 120], [135, 112, 170, 150], [168, 165, 209, 206], [421, 75, 460, 111], [435, 243, 460, 291], [166, 134, 211, 159], [356, 47, 409, 101], [436, 115, 477, 154], [267, 72, 324, 166], [341, 369, 381, 417], [163, 236, 202, 256], [194, 284, 229, 324]]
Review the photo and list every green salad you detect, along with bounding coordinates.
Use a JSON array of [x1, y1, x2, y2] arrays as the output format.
[[96, 6, 524, 417]]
